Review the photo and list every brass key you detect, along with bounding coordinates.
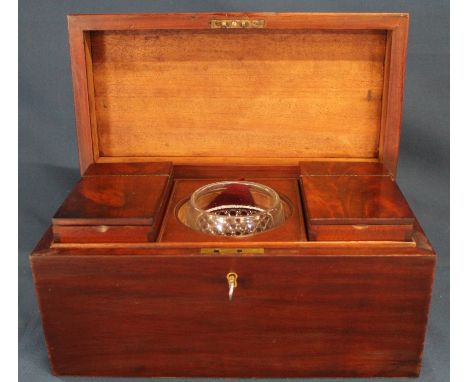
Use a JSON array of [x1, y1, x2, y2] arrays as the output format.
[[226, 272, 238, 301]]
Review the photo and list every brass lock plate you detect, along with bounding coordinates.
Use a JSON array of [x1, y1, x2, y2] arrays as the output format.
[[210, 19, 265, 29], [200, 248, 264, 255]]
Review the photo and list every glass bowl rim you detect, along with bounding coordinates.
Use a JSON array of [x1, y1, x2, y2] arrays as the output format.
[[188, 180, 283, 218]]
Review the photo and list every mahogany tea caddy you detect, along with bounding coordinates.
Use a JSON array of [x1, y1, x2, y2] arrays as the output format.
[[30, 13, 435, 378]]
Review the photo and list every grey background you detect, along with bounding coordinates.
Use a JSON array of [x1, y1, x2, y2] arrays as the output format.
[[19, 1, 449, 381]]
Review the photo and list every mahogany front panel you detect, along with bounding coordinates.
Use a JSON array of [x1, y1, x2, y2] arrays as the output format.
[[31, 253, 434, 377]]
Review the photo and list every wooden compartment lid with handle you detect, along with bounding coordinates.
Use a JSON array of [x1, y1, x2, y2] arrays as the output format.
[[68, 12, 409, 175]]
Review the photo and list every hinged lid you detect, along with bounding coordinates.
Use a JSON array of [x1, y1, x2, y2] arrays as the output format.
[[68, 13, 409, 175]]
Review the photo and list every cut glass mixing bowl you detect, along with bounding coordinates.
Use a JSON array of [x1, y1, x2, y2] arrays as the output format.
[[180, 181, 286, 237]]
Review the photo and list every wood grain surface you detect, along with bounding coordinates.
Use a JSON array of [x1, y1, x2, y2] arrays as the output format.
[[309, 223, 414, 241], [301, 174, 415, 241], [52, 167, 173, 243], [53, 175, 171, 226], [52, 224, 159, 244], [299, 161, 389, 176], [67, 13, 408, 174], [301, 175, 414, 225], [90, 29, 385, 162], [84, 162, 173, 176], [31, 253, 434, 377]]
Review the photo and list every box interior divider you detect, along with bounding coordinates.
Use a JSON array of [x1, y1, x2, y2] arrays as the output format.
[[51, 161, 418, 245]]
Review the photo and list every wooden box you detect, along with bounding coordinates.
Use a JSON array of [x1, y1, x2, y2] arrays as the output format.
[[30, 13, 436, 378]]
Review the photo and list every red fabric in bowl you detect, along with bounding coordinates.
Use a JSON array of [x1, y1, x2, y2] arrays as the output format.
[[206, 183, 255, 209]]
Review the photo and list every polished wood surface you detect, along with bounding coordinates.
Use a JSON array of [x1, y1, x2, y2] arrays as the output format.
[[51, 239, 417, 250], [53, 175, 171, 226], [52, 164, 173, 243], [31, 253, 434, 377], [158, 178, 307, 243], [174, 164, 300, 179], [85, 161, 173, 176], [379, 18, 409, 176], [90, 29, 385, 163], [68, 13, 408, 175], [301, 174, 415, 241], [53, 224, 158, 244], [69, 16, 95, 172], [300, 161, 388, 176], [49, 162, 419, 246], [68, 12, 409, 31], [310, 223, 414, 241], [301, 175, 414, 225], [35, 220, 434, 256]]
